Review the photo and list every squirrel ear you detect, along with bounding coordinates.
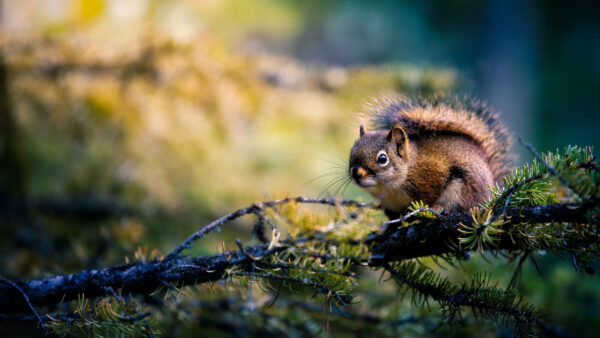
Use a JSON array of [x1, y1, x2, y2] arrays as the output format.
[[359, 124, 367, 137], [386, 124, 408, 146]]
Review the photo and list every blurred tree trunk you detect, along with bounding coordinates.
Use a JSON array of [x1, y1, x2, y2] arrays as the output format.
[[0, 0, 28, 198], [483, 0, 538, 164], [0, 1, 36, 271]]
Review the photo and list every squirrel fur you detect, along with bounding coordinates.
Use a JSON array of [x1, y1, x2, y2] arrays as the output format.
[[348, 94, 512, 218]]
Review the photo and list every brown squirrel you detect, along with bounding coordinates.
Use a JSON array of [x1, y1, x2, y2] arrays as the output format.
[[348, 95, 512, 218]]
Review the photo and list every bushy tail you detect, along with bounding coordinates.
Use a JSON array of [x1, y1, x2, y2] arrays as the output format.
[[366, 94, 512, 181]]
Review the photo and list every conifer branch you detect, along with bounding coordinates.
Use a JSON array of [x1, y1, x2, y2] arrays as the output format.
[[0, 202, 590, 315], [368, 202, 590, 263], [381, 262, 566, 337], [518, 136, 576, 195]]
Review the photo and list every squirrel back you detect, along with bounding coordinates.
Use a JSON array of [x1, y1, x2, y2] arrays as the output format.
[[367, 95, 512, 181], [349, 94, 512, 217]]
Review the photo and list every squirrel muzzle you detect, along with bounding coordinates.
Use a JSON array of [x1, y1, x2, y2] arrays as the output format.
[[350, 166, 376, 187]]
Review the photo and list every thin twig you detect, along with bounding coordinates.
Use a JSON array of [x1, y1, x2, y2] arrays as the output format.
[[236, 239, 260, 260], [0, 279, 45, 329], [165, 197, 371, 260], [501, 189, 515, 218], [255, 261, 355, 277], [248, 262, 255, 311], [102, 286, 121, 301], [255, 209, 278, 231], [490, 173, 545, 212], [381, 207, 442, 233], [507, 251, 530, 290], [518, 136, 579, 196], [266, 280, 283, 308], [252, 209, 278, 243]]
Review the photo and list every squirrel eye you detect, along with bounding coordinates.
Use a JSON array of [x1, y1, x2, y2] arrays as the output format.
[[376, 151, 388, 166]]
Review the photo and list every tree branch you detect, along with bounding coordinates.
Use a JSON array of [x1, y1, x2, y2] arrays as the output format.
[[0, 201, 589, 315], [368, 203, 589, 264]]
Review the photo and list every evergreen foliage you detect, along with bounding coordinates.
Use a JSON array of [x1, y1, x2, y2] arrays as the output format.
[[46, 295, 155, 337]]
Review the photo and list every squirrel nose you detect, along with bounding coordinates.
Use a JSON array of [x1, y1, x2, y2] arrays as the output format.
[[350, 166, 366, 181]]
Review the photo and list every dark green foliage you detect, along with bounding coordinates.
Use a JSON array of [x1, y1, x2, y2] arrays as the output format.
[[47, 295, 155, 337], [486, 146, 598, 210], [384, 261, 542, 337]]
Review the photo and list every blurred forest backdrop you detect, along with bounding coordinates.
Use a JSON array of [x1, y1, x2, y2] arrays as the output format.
[[1, 0, 599, 337]]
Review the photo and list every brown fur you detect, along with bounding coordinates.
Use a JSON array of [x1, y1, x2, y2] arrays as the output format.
[[349, 95, 511, 217]]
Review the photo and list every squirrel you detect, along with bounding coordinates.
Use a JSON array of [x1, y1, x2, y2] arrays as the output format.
[[348, 95, 512, 218]]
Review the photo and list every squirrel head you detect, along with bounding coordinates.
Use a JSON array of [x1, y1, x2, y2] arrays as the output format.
[[348, 124, 411, 193]]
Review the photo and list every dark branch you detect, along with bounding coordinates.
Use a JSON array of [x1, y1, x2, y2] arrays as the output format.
[[367, 203, 589, 264], [0, 311, 152, 324], [0, 202, 588, 314], [0, 242, 288, 314], [0, 196, 132, 220]]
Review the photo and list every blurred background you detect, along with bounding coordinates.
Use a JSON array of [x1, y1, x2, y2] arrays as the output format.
[[1, 0, 599, 336]]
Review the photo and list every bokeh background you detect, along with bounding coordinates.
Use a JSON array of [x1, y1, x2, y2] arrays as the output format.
[[1, 0, 599, 337]]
